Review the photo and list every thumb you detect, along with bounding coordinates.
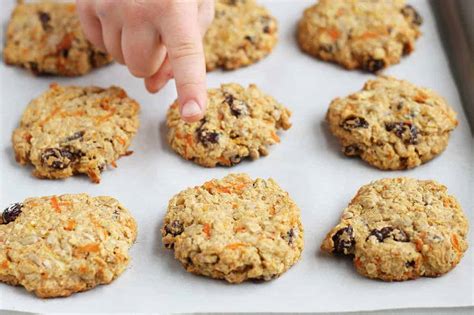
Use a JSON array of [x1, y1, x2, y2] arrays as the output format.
[[161, 2, 207, 122]]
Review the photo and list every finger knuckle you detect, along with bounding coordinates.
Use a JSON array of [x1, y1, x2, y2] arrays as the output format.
[[176, 81, 205, 92], [169, 40, 201, 60]]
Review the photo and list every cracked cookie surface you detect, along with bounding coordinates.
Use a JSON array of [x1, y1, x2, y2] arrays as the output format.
[[0, 194, 137, 298], [3, 2, 112, 76], [326, 76, 458, 170], [204, 0, 278, 71], [297, 0, 422, 72], [321, 178, 468, 281], [162, 173, 304, 283], [12, 84, 140, 183], [167, 83, 291, 167]]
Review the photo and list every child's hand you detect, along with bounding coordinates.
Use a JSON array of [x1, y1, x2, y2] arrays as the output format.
[[76, 0, 214, 122]]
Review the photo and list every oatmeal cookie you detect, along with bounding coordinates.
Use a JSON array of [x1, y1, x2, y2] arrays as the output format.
[[297, 0, 422, 72], [3, 1, 112, 76], [326, 76, 458, 170], [0, 194, 137, 298], [167, 83, 291, 167], [162, 173, 304, 283], [204, 0, 278, 70], [321, 178, 468, 281], [12, 84, 140, 183]]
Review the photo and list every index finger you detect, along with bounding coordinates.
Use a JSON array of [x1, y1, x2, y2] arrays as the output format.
[[159, 1, 207, 122]]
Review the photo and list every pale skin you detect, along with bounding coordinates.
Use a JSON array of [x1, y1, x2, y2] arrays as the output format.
[[76, 0, 214, 122]]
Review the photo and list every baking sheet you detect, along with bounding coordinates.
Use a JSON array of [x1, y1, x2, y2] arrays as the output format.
[[0, 0, 472, 313]]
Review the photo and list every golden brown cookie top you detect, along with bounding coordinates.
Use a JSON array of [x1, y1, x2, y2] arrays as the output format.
[[297, 0, 422, 72], [162, 173, 304, 283], [167, 83, 291, 167], [204, 0, 278, 70], [321, 177, 468, 281], [326, 76, 458, 170], [0, 194, 137, 298], [12, 84, 140, 183]]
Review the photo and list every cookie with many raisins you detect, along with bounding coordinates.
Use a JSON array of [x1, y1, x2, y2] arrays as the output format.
[[162, 173, 304, 283], [297, 0, 422, 72], [0, 194, 137, 298], [12, 84, 140, 183], [3, 2, 112, 76], [204, 0, 278, 71], [321, 178, 468, 281], [167, 83, 291, 167], [326, 76, 458, 170]]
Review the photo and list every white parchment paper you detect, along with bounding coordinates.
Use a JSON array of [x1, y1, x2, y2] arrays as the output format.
[[0, 0, 473, 313]]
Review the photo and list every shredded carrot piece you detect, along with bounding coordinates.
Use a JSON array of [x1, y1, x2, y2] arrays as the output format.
[[96, 107, 117, 123], [203, 182, 214, 191], [49, 82, 59, 89], [414, 92, 428, 103], [234, 226, 246, 233], [121, 150, 134, 157], [327, 28, 341, 40], [443, 196, 456, 208], [415, 238, 424, 252], [23, 133, 32, 143], [216, 186, 231, 194], [79, 265, 89, 274], [50, 196, 61, 213], [205, 181, 248, 194], [0, 260, 8, 269], [218, 156, 230, 165], [60, 109, 86, 118], [358, 31, 381, 40], [64, 219, 76, 231], [451, 234, 461, 253], [269, 206, 276, 216], [185, 134, 194, 147], [225, 242, 247, 250], [59, 201, 72, 207], [116, 136, 126, 146], [354, 257, 362, 268], [56, 33, 73, 52], [87, 170, 101, 184], [74, 243, 100, 257], [117, 89, 127, 99], [39, 105, 61, 127], [110, 161, 117, 168], [233, 182, 247, 191], [203, 223, 212, 238], [100, 98, 111, 110], [271, 131, 280, 143]]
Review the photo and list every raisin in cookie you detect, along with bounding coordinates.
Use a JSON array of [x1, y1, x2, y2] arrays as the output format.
[[0, 194, 137, 298], [297, 0, 422, 72], [3, 2, 112, 76], [167, 83, 291, 167], [321, 178, 468, 281], [326, 76, 458, 170], [204, 0, 278, 71], [162, 173, 303, 283], [12, 84, 140, 183]]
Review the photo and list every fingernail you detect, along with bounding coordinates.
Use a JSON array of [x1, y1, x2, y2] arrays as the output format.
[[181, 100, 202, 118]]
